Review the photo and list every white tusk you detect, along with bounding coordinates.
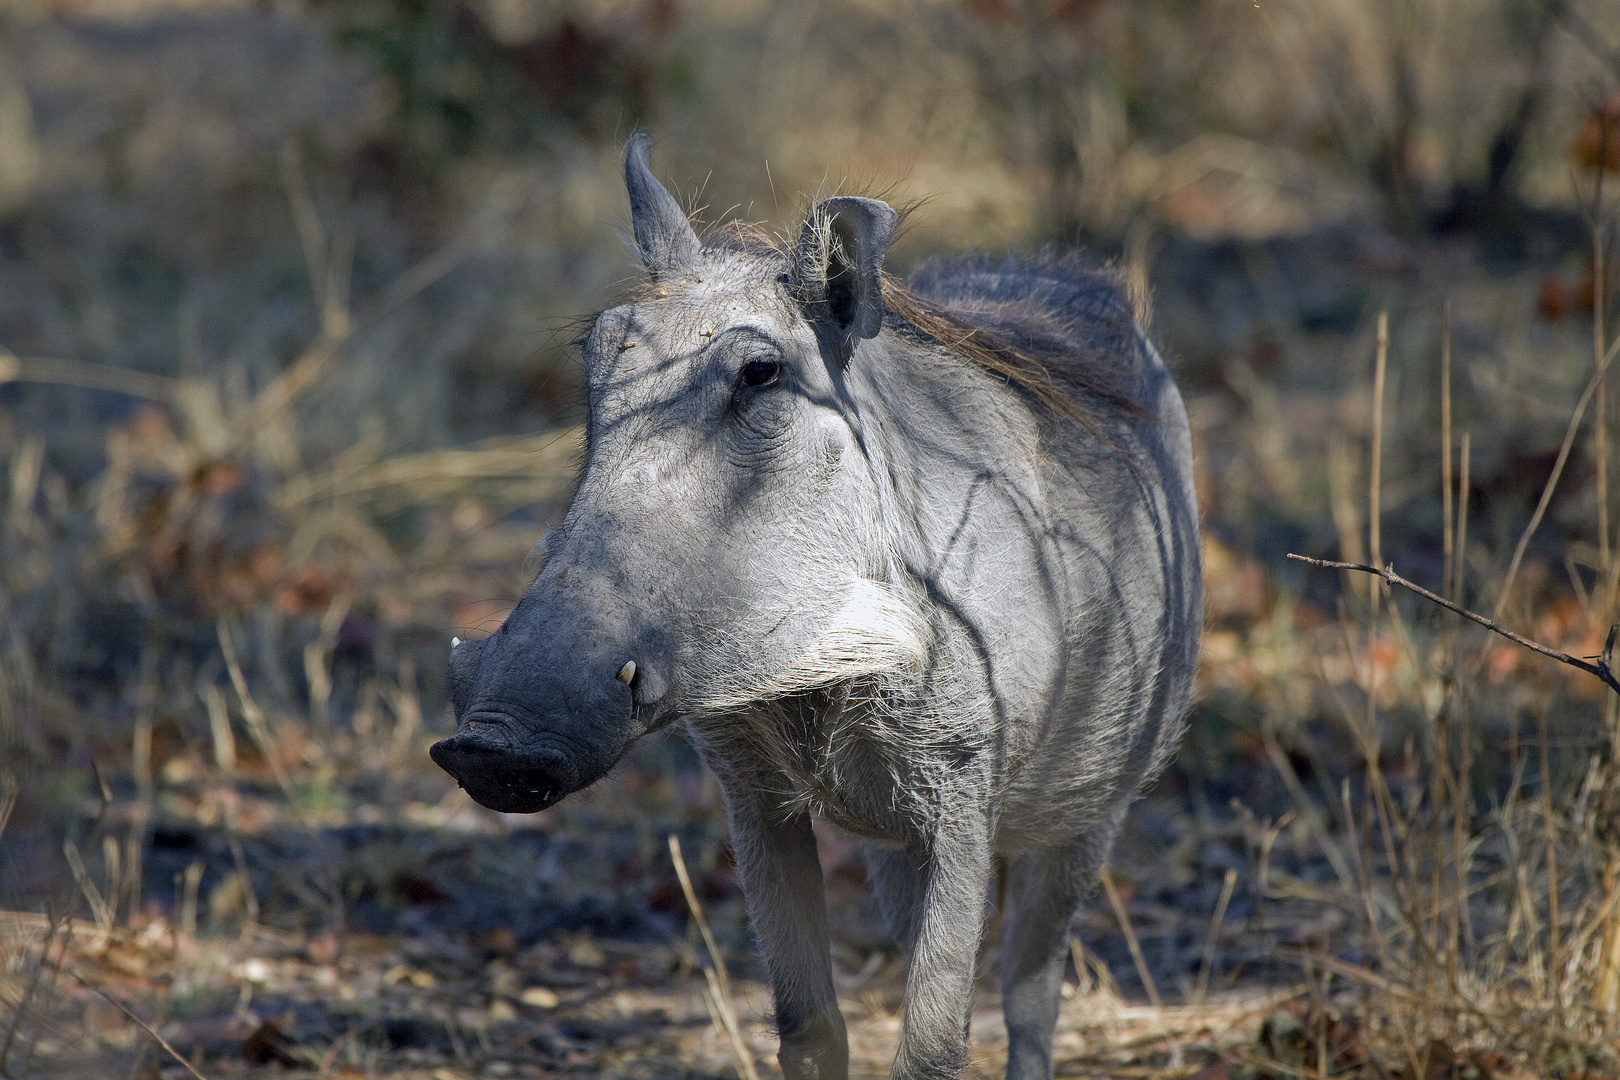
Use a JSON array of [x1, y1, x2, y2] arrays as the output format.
[[451, 637, 462, 649], [616, 660, 637, 685]]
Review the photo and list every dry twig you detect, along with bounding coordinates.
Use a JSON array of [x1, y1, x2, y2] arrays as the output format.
[[217, 619, 299, 808], [668, 834, 761, 1080], [1100, 867, 1163, 1010], [1288, 553, 1620, 695], [69, 969, 211, 1080]]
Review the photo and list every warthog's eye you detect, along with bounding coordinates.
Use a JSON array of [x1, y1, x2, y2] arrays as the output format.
[[739, 358, 781, 388]]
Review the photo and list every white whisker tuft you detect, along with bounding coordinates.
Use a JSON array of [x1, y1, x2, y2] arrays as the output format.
[[698, 579, 928, 709]]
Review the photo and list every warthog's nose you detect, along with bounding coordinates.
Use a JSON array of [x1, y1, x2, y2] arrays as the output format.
[[429, 719, 580, 814]]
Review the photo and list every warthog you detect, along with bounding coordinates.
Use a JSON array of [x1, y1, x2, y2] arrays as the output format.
[[431, 135, 1201, 1080]]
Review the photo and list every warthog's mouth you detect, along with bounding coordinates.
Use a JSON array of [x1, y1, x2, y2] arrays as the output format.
[[429, 714, 582, 814]]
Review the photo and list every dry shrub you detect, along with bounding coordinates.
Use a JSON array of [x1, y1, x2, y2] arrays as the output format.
[[1262, 258, 1620, 1077]]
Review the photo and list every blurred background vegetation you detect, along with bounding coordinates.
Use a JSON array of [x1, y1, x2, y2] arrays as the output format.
[[3, 0, 1620, 1077]]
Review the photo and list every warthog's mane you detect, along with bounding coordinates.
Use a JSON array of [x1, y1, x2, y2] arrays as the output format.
[[688, 217, 1150, 441]]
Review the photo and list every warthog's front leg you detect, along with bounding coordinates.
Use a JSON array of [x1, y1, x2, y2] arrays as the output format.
[[891, 810, 993, 1080], [722, 789, 849, 1080]]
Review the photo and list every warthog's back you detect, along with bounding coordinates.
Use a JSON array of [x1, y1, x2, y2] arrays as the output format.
[[898, 255, 1202, 852]]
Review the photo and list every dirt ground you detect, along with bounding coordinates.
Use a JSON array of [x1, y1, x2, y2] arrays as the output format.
[[0, 747, 1369, 1080]]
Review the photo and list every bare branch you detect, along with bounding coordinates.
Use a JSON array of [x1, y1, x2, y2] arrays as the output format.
[[69, 969, 212, 1080], [1287, 553, 1620, 696], [0, 349, 177, 402]]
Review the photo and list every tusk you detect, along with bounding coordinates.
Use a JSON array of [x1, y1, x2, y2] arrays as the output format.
[[616, 660, 637, 685], [451, 637, 462, 649]]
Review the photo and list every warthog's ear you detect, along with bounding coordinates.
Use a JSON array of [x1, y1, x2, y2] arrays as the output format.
[[795, 196, 899, 353], [624, 133, 700, 275]]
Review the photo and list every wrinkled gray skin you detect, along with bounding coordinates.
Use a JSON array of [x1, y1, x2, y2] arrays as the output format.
[[431, 135, 1201, 1080]]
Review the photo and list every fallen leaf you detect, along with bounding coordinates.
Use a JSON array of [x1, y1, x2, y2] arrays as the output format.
[[566, 936, 605, 968], [393, 871, 451, 905], [242, 1018, 300, 1066], [306, 929, 340, 965], [1572, 95, 1620, 172], [383, 964, 437, 988], [477, 925, 516, 954], [83, 997, 127, 1037], [520, 985, 560, 1008]]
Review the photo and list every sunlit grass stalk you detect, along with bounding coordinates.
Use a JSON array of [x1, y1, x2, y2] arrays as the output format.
[[1538, 705, 1562, 999], [217, 618, 299, 808], [1100, 866, 1162, 1011], [0, 911, 61, 1076], [1442, 299, 1453, 595], [61, 840, 112, 933], [199, 680, 236, 777], [1358, 313, 1421, 1063], [668, 834, 761, 1080], [1595, 162, 1610, 594], [226, 830, 260, 942], [0, 772, 16, 845], [1437, 298, 1461, 982], [1192, 868, 1238, 1011], [1370, 310, 1387, 603], [179, 859, 203, 939], [1454, 431, 1476, 962]]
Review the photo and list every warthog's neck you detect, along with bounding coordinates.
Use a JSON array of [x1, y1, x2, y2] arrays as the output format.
[[688, 673, 996, 846]]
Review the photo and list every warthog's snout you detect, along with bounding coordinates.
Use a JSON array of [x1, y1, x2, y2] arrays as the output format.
[[429, 716, 580, 814], [430, 614, 648, 814]]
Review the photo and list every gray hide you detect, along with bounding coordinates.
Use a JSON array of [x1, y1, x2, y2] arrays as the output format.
[[431, 133, 1202, 1080]]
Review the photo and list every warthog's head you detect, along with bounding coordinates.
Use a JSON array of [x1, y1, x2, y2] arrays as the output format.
[[431, 135, 929, 813]]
